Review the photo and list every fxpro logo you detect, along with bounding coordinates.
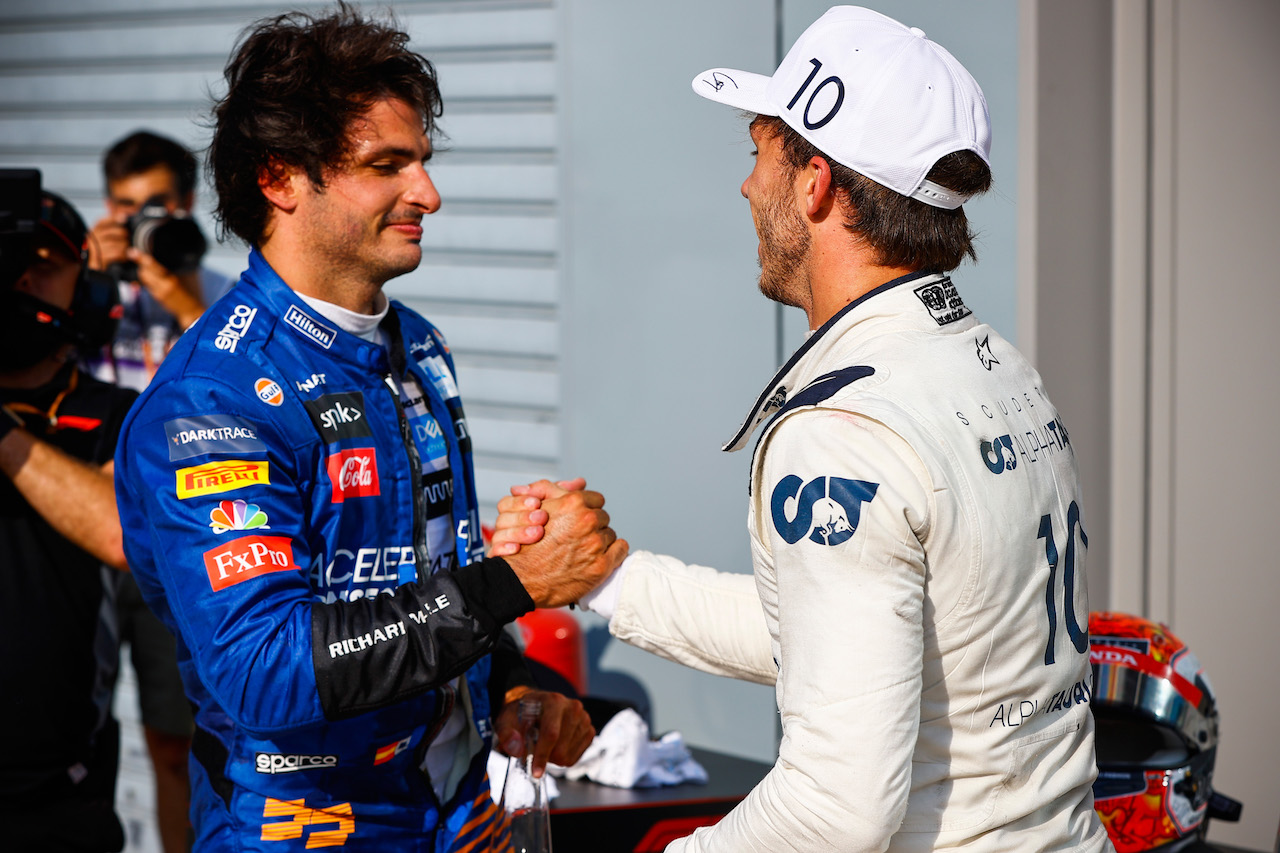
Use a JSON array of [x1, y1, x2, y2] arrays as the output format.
[[255, 752, 338, 775], [202, 534, 297, 592]]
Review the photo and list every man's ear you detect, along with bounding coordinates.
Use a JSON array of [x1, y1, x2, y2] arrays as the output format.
[[258, 159, 301, 213], [802, 155, 835, 219]]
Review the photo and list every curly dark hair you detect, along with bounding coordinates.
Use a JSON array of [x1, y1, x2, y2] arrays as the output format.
[[209, 2, 442, 246], [754, 115, 992, 272]]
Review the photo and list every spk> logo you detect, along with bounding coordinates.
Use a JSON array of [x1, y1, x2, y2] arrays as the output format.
[[771, 475, 879, 546]]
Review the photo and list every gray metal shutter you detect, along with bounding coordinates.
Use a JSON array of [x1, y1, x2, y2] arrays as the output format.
[[0, 5, 561, 850], [0, 0, 563, 523]]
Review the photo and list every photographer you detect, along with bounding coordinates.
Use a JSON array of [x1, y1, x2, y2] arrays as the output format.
[[0, 187, 133, 851], [85, 130, 221, 853], [86, 130, 233, 389]]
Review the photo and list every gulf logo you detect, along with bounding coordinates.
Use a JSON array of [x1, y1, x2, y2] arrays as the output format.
[[255, 377, 284, 406]]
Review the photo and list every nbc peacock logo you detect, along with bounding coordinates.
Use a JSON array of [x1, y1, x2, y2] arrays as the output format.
[[209, 499, 270, 534]]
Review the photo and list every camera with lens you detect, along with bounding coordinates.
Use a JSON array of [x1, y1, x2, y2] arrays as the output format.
[[1, 169, 40, 291], [106, 194, 207, 282], [0, 169, 122, 365]]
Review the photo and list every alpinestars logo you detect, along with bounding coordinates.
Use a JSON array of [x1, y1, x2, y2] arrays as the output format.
[[771, 475, 879, 546], [976, 334, 999, 370]]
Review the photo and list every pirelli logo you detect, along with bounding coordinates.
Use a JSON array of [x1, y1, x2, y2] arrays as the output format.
[[261, 797, 354, 848], [176, 459, 269, 499]]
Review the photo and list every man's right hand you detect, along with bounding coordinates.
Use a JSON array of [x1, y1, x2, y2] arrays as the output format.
[[88, 216, 130, 271], [499, 480, 626, 608]]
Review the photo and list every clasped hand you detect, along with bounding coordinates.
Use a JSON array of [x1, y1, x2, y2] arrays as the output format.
[[492, 478, 626, 609]]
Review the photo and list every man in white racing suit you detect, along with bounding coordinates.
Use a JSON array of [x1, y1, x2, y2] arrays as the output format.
[[494, 7, 1112, 852]]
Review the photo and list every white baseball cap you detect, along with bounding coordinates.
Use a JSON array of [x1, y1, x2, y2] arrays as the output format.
[[692, 5, 991, 209]]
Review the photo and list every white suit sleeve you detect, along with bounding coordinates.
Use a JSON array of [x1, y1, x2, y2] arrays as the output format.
[[608, 551, 777, 685], [670, 409, 932, 852]]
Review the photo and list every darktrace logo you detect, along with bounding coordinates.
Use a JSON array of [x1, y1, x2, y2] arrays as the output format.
[[165, 414, 265, 461], [771, 475, 878, 546], [304, 392, 371, 443], [255, 752, 338, 774]]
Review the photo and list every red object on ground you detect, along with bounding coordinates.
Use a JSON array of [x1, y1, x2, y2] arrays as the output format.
[[516, 607, 588, 696], [482, 523, 589, 695]]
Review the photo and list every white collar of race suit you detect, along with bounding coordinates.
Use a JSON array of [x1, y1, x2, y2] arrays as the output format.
[[721, 270, 958, 453]]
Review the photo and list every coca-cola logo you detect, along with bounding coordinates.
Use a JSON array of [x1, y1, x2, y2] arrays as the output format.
[[326, 448, 380, 503], [339, 456, 371, 488]]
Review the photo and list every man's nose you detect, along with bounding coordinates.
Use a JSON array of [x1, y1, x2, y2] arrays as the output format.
[[407, 165, 441, 214]]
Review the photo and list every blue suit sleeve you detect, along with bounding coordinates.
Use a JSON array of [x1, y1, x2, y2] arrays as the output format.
[[116, 377, 533, 736]]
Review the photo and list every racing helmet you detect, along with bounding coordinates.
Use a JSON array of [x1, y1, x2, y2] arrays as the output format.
[[1089, 611, 1241, 852]]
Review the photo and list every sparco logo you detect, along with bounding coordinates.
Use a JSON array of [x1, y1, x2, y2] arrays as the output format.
[[326, 448, 380, 503], [214, 304, 257, 352], [304, 392, 371, 442], [255, 752, 338, 774], [283, 304, 337, 350]]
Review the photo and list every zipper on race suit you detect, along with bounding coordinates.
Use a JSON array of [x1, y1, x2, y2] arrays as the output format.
[[384, 371, 430, 582]]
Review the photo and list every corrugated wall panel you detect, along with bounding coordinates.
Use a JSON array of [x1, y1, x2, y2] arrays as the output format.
[[1, 5, 562, 847], [0, 0, 563, 524]]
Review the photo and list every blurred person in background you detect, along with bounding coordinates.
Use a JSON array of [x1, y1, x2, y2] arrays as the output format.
[[85, 129, 233, 853], [0, 188, 132, 852], [86, 130, 233, 388]]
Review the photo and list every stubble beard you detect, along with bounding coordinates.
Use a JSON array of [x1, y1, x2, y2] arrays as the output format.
[[755, 185, 812, 311], [319, 218, 422, 291]]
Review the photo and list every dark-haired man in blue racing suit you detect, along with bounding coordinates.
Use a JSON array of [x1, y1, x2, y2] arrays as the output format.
[[113, 8, 624, 850]]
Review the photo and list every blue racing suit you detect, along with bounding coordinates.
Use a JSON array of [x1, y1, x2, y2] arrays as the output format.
[[115, 249, 535, 851]]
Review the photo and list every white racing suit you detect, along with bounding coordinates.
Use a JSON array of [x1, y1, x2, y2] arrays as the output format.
[[603, 271, 1113, 852]]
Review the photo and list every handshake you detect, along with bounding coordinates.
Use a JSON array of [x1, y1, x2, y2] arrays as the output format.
[[490, 477, 627, 609]]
